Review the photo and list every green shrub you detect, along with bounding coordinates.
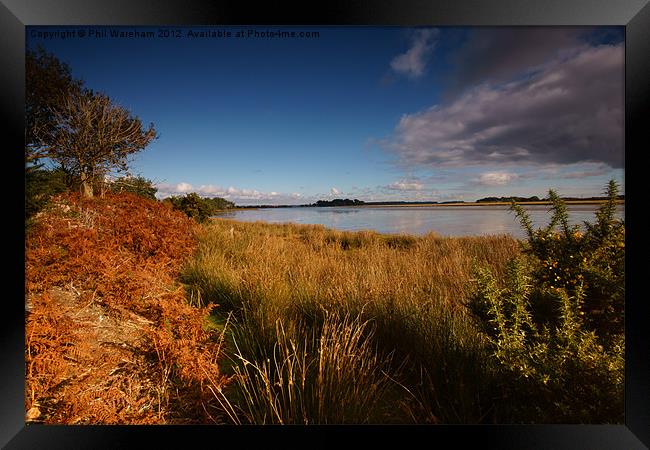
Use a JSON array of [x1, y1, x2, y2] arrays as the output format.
[[25, 166, 70, 221], [165, 193, 234, 223], [467, 180, 624, 423], [109, 175, 158, 200], [164, 192, 217, 223], [204, 196, 235, 211], [509, 180, 624, 340]]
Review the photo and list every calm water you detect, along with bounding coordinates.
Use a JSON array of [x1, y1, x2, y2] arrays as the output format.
[[213, 204, 625, 239]]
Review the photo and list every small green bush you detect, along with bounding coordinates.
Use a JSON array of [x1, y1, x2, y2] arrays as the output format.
[[165, 193, 234, 223], [164, 192, 217, 223], [204, 196, 235, 211], [467, 180, 624, 423], [109, 175, 158, 200]]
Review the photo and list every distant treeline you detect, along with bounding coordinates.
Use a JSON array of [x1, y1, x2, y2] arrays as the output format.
[[312, 199, 365, 207], [312, 199, 471, 206], [477, 196, 542, 203], [364, 200, 464, 205], [476, 195, 625, 203], [238, 199, 367, 208], [234, 194, 626, 210], [235, 204, 307, 209], [237, 199, 469, 208]]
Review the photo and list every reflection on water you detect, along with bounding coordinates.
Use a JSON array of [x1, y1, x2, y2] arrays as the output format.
[[315, 208, 360, 214], [213, 205, 625, 239]]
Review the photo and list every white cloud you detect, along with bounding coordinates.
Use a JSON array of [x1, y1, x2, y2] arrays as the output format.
[[330, 187, 341, 195], [390, 29, 438, 78], [195, 184, 222, 195], [175, 182, 193, 193], [386, 180, 424, 191], [475, 172, 519, 186], [155, 182, 299, 205]]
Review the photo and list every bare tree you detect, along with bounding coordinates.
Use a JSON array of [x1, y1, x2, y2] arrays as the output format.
[[26, 46, 84, 170], [38, 90, 157, 197]]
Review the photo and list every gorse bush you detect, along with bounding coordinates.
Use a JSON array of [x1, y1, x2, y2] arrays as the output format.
[[510, 180, 624, 340], [467, 180, 624, 423]]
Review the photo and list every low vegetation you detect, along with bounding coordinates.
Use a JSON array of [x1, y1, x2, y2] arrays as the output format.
[[164, 192, 235, 223], [25, 166, 70, 225], [467, 180, 624, 422], [109, 175, 159, 200], [26, 167, 160, 224], [25, 181, 624, 424], [181, 181, 624, 424], [25, 192, 230, 424], [181, 219, 520, 423]]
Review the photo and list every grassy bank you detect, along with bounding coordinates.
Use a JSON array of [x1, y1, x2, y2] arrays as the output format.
[[25, 186, 624, 424], [181, 220, 522, 423], [182, 181, 624, 425]]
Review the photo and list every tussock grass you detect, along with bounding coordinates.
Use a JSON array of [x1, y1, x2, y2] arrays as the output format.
[[228, 313, 394, 424], [182, 218, 521, 423]]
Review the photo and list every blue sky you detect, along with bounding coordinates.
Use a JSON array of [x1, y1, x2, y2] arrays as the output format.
[[28, 26, 624, 204]]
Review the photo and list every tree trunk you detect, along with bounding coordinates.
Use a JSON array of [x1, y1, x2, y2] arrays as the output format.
[[80, 170, 94, 198]]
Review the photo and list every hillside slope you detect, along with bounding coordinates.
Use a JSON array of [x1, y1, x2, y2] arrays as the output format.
[[25, 193, 229, 424]]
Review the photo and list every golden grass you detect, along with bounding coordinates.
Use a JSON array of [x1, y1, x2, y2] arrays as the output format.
[[182, 218, 522, 423], [185, 219, 519, 312], [228, 312, 394, 424]]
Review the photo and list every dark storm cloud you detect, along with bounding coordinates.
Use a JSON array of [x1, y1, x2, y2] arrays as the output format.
[[446, 28, 591, 97], [388, 43, 624, 169]]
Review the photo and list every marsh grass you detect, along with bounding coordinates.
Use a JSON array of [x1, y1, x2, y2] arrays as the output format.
[[182, 219, 521, 423], [226, 312, 395, 424], [182, 220, 519, 315]]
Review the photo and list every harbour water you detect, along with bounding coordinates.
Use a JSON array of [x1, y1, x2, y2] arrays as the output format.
[[213, 204, 625, 239]]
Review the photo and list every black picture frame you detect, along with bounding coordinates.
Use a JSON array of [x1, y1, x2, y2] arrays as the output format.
[[3, 1, 649, 448]]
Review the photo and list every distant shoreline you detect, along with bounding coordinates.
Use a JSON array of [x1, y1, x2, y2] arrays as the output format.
[[231, 199, 625, 210], [359, 199, 625, 208]]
